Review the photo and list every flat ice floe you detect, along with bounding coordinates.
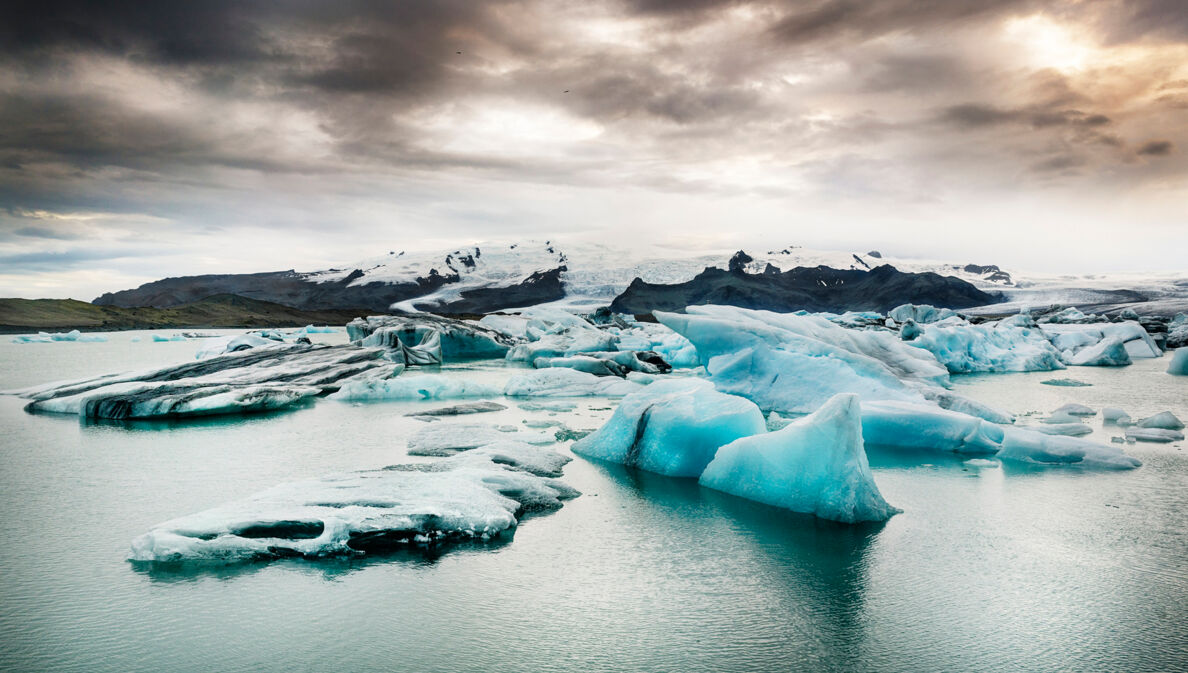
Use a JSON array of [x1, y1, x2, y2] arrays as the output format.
[[15, 344, 396, 420], [700, 393, 900, 524], [129, 443, 578, 563]]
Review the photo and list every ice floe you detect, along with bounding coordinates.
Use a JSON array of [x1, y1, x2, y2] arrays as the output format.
[[11, 330, 108, 344]]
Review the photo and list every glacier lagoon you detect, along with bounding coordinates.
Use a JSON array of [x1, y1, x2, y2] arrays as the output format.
[[1, 330, 1187, 673]]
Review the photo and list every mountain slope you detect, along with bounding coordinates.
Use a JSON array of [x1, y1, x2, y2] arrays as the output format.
[[0, 295, 371, 333], [609, 262, 999, 315]]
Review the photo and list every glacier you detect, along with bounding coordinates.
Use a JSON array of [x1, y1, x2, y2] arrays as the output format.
[[699, 393, 901, 524], [571, 379, 766, 477]]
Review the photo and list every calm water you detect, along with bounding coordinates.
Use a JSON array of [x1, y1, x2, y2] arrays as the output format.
[[1, 332, 1186, 673]]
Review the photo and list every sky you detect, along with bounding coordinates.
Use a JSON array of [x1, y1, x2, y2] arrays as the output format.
[[0, 0, 1186, 299]]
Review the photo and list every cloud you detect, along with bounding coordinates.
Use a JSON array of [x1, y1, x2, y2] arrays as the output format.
[[1137, 140, 1174, 156], [0, 0, 1185, 297]]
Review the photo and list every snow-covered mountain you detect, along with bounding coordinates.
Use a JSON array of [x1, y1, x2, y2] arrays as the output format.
[[93, 239, 1187, 316]]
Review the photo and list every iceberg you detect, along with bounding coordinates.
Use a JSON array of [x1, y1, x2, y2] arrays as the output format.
[[908, 323, 1065, 373], [18, 344, 396, 420], [1040, 322, 1161, 360], [888, 304, 958, 324], [699, 393, 900, 524], [1168, 349, 1188, 376], [348, 315, 511, 361], [1102, 407, 1133, 426], [571, 379, 766, 477], [859, 400, 1005, 455], [129, 444, 578, 562], [1067, 337, 1130, 367], [329, 374, 499, 402], [1137, 411, 1184, 430], [504, 368, 645, 398], [656, 306, 947, 414], [997, 427, 1142, 469], [152, 334, 188, 342]]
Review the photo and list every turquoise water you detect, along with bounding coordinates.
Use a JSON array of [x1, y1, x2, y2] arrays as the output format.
[[1, 332, 1186, 673]]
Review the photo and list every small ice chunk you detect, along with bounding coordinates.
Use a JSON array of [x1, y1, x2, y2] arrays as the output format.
[[1168, 349, 1188, 376], [1137, 411, 1184, 430], [571, 379, 766, 477], [963, 458, 1000, 468], [1102, 407, 1132, 426], [700, 393, 900, 524]]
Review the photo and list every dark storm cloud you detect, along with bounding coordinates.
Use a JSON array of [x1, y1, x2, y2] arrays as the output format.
[[939, 104, 1112, 129], [0, 0, 1184, 265], [1137, 140, 1174, 156]]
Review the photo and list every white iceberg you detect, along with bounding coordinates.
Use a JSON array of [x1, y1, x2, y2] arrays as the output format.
[[128, 446, 577, 562], [699, 393, 900, 524], [571, 379, 765, 477]]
